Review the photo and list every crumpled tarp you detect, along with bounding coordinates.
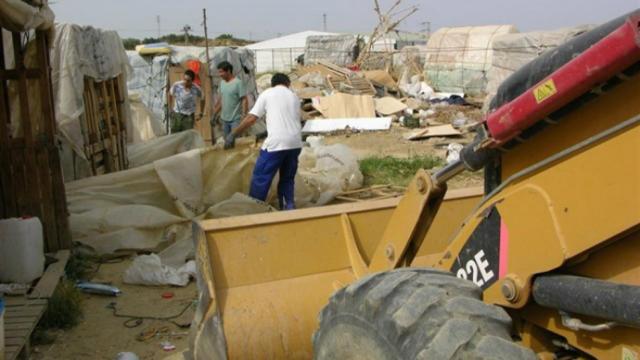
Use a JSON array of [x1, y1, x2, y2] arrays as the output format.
[[483, 25, 593, 110], [128, 129, 205, 168], [66, 142, 363, 277], [51, 23, 131, 158], [424, 25, 518, 95], [0, 0, 54, 32]]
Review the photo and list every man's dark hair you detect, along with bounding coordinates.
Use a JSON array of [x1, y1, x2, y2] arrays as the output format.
[[217, 61, 233, 73], [184, 69, 196, 80], [271, 73, 291, 87]]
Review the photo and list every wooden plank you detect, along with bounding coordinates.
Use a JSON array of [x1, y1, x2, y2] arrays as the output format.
[[5, 318, 36, 325], [5, 337, 28, 346], [5, 328, 31, 340], [11, 32, 40, 221], [10, 147, 27, 215], [4, 322, 33, 331], [113, 77, 128, 170], [36, 146, 57, 250], [99, 81, 117, 172], [5, 345, 21, 360], [4, 298, 47, 307], [5, 306, 45, 317], [34, 31, 70, 250], [107, 79, 124, 170], [28, 250, 71, 299], [0, 68, 41, 79], [0, 31, 16, 218]]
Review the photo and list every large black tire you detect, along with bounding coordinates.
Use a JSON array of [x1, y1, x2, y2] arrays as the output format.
[[313, 268, 537, 360]]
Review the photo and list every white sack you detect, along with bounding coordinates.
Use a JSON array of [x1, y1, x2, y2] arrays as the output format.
[[123, 254, 196, 287]]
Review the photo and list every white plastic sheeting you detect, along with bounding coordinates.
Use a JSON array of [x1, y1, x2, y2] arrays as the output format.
[[127, 129, 205, 168], [484, 25, 593, 109], [123, 255, 196, 287], [424, 25, 518, 95], [51, 23, 131, 158], [127, 51, 169, 121], [67, 143, 363, 281], [305, 34, 358, 66], [296, 142, 364, 207], [128, 94, 166, 144], [0, 0, 54, 32]]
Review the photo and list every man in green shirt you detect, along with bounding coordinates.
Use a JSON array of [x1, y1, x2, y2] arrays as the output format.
[[213, 61, 248, 145]]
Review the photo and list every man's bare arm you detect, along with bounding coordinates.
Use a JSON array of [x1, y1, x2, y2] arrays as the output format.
[[231, 114, 258, 137], [241, 96, 249, 117]]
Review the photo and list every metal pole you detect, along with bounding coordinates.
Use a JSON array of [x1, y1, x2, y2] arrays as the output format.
[[202, 8, 216, 144], [156, 15, 161, 38]]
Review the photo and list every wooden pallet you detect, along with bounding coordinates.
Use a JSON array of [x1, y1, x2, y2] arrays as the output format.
[[81, 76, 128, 176], [2, 250, 70, 360], [3, 298, 47, 360]]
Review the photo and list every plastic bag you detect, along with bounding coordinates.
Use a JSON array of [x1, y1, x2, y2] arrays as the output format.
[[123, 254, 196, 287], [295, 142, 364, 207]]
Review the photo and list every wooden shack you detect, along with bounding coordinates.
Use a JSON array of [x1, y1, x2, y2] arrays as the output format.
[[0, 29, 71, 252]]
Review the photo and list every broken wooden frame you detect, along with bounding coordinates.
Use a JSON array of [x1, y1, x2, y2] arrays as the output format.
[[0, 29, 71, 252], [80, 75, 128, 176]]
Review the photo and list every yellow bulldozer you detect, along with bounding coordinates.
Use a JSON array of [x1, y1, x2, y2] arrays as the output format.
[[190, 10, 640, 359]]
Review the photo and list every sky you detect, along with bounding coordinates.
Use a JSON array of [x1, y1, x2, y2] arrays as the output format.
[[51, 0, 640, 41]]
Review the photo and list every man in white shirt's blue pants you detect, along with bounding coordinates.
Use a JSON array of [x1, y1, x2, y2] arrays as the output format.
[[224, 73, 303, 210]]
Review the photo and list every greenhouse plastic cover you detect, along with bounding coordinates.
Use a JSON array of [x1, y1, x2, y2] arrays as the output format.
[[304, 34, 358, 66], [424, 25, 517, 95], [66, 142, 363, 273], [483, 25, 593, 109], [127, 129, 205, 168]]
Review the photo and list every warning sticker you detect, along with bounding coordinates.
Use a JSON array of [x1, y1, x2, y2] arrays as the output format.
[[533, 79, 558, 104]]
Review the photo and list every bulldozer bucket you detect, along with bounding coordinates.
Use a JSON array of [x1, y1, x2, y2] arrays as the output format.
[[190, 187, 482, 359]]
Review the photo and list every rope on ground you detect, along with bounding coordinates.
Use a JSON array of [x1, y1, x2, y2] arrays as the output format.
[[106, 300, 195, 329]]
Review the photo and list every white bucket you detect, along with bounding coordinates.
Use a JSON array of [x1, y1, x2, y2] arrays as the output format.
[[0, 218, 45, 284]]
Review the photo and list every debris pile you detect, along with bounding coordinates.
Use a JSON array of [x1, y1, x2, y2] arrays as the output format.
[[285, 59, 480, 143]]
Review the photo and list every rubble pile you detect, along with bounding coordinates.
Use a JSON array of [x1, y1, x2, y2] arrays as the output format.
[[281, 59, 481, 142]]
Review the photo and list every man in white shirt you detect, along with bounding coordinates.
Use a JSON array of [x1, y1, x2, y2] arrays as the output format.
[[225, 73, 302, 210]]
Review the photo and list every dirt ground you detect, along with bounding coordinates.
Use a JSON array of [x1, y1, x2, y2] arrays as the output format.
[[33, 260, 196, 360]]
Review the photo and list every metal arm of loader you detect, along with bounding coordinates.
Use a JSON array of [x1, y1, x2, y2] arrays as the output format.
[[342, 166, 462, 276]]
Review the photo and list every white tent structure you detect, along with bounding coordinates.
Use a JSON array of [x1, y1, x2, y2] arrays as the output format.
[[246, 30, 338, 73]]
